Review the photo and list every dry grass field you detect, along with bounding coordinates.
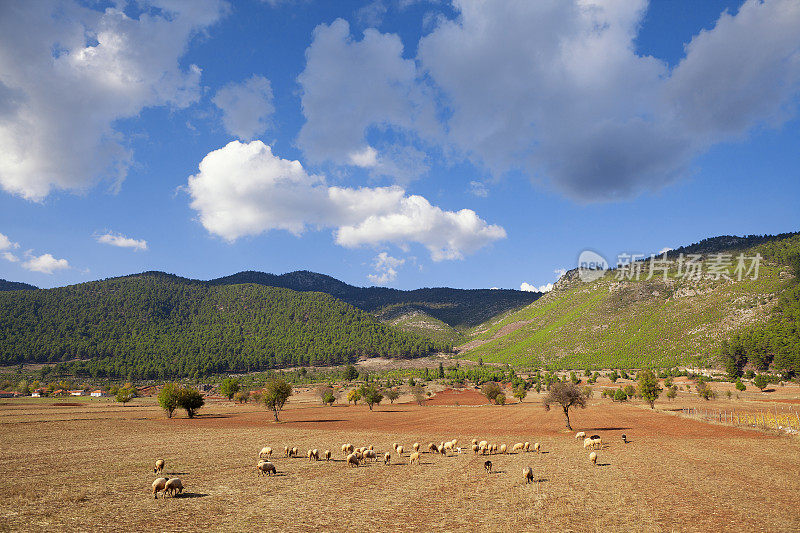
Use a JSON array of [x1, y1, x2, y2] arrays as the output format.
[[1, 389, 799, 532]]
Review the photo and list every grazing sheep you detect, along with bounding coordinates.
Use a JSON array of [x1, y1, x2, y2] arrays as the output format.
[[588, 437, 602, 450], [392, 442, 400, 452], [471, 438, 478, 446], [307, 449, 319, 461], [257, 461, 276, 476], [478, 440, 488, 449], [153, 459, 165, 475], [152, 477, 168, 499], [284, 446, 290, 457], [409, 451, 420, 465], [354, 450, 364, 462], [443, 441, 453, 454], [484, 460, 492, 473], [575, 431, 586, 440], [342, 443, 354, 455], [323, 450, 331, 461], [346, 453, 360, 468], [428, 443, 438, 453], [471, 444, 480, 454], [622, 434, 628, 444], [291, 447, 299, 457], [384, 452, 391, 465], [479, 445, 488, 455], [523, 441, 531, 452], [164, 477, 183, 497], [396, 445, 404, 456], [512, 443, 524, 453], [413, 442, 420, 452], [589, 451, 598, 465], [533, 442, 541, 453], [490, 443, 498, 454], [363, 449, 377, 462], [583, 438, 594, 449], [499, 444, 507, 454], [259, 446, 273, 459], [451, 439, 458, 447], [523, 466, 534, 484]]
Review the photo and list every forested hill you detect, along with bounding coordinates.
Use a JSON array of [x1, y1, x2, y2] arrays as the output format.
[[0, 279, 37, 291], [0, 275, 442, 379], [208, 270, 541, 328]]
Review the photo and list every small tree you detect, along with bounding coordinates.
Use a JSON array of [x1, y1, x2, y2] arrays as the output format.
[[696, 380, 716, 400], [613, 388, 628, 402], [234, 390, 250, 404], [624, 384, 636, 399], [481, 382, 502, 403], [753, 374, 769, 392], [263, 379, 292, 422], [542, 382, 589, 430], [637, 370, 662, 409], [347, 389, 361, 405], [495, 393, 506, 405], [116, 385, 137, 406], [735, 379, 746, 392], [666, 386, 677, 401], [177, 386, 205, 418], [316, 385, 335, 405], [322, 391, 336, 406], [219, 378, 240, 400], [411, 385, 426, 406], [157, 382, 180, 418], [384, 388, 400, 404], [513, 386, 527, 403], [360, 385, 383, 411]]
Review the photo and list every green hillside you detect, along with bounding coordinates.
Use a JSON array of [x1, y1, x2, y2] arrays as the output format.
[[0, 273, 443, 379], [458, 233, 800, 370]]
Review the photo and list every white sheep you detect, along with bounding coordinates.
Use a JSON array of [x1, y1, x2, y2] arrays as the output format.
[[342, 443, 354, 455], [409, 451, 420, 465], [291, 447, 299, 457], [396, 445, 404, 456], [153, 459, 165, 475], [478, 440, 488, 449], [499, 444, 507, 454], [428, 442, 438, 453], [471, 438, 478, 446], [257, 461, 277, 476], [259, 446, 273, 459], [533, 442, 541, 453], [589, 451, 598, 465], [523, 441, 531, 452], [392, 442, 400, 452], [307, 449, 319, 461], [512, 442, 524, 453], [164, 477, 184, 497], [384, 452, 391, 465], [323, 450, 331, 461], [152, 477, 168, 499], [284, 446, 290, 457], [346, 453, 360, 468], [471, 444, 480, 454], [363, 449, 377, 462], [413, 442, 420, 452], [575, 431, 586, 440], [523, 466, 534, 484], [584, 437, 601, 450]]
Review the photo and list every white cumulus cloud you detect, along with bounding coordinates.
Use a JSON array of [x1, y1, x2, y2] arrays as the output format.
[[22, 253, 70, 274], [0, 232, 20, 262], [96, 232, 148, 251], [212, 74, 275, 140], [520, 281, 553, 293], [186, 140, 505, 261], [0, 0, 226, 200], [367, 252, 404, 285], [296, 0, 800, 201]]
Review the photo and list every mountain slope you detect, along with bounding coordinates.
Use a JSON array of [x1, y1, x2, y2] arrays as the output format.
[[458, 232, 800, 370], [208, 270, 541, 329], [0, 279, 37, 291], [0, 274, 442, 379]]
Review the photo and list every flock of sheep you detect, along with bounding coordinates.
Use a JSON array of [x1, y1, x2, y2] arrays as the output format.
[[151, 430, 615, 497]]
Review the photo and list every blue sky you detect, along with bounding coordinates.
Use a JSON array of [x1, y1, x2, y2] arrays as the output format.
[[0, 0, 798, 290]]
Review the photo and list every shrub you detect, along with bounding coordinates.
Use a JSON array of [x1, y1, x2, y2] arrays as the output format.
[[347, 389, 361, 405], [666, 386, 677, 400], [735, 379, 746, 391], [343, 365, 359, 382], [495, 393, 506, 405], [384, 388, 400, 404], [613, 388, 628, 402], [115, 386, 137, 405], [753, 374, 769, 391], [411, 385, 426, 405], [624, 384, 636, 398], [481, 382, 502, 403], [696, 381, 716, 400], [234, 390, 250, 404], [513, 386, 527, 402]]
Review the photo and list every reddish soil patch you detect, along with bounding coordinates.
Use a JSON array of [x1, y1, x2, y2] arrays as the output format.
[[423, 388, 488, 406], [51, 402, 82, 407]]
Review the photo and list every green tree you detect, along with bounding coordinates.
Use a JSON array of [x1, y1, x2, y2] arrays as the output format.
[[347, 389, 361, 405], [384, 388, 400, 404], [512, 385, 527, 403], [481, 381, 502, 403], [359, 385, 383, 411], [666, 385, 677, 401], [613, 388, 628, 402], [495, 393, 506, 405], [411, 385, 426, 406], [262, 379, 292, 422], [637, 370, 663, 409], [115, 385, 137, 405], [343, 365, 359, 382], [234, 390, 250, 404], [608, 370, 619, 383], [753, 374, 769, 392], [157, 382, 180, 418], [322, 391, 336, 406], [624, 384, 636, 399], [542, 382, 589, 430], [735, 379, 746, 392], [696, 380, 716, 400], [219, 378, 240, 400], [177, 386, 204, 418], [438, 362, 444, 379]]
